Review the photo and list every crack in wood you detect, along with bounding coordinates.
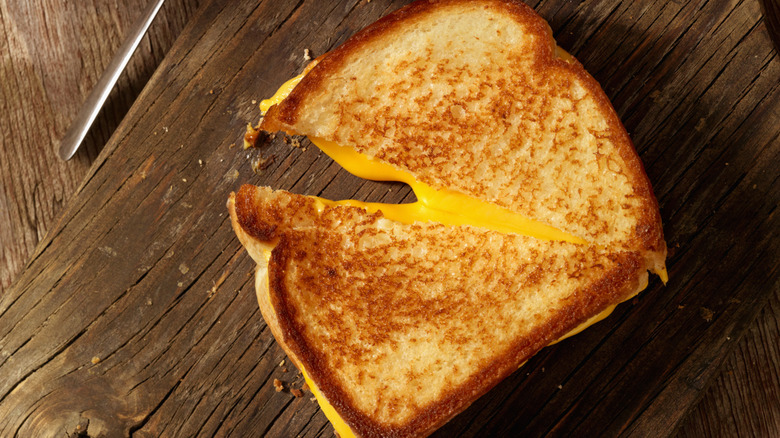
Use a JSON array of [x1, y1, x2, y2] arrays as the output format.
[[1, 0, 778, 436]]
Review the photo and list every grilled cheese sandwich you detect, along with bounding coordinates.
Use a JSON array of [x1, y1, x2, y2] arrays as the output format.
[[253, 237, 631, 438], [259, 76, 667, 281], [253, 247, 634, 438], [231, 1, 667, 436]]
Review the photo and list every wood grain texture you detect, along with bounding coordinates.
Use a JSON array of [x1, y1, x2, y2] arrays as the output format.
[[0, 0, 201, 294], [678, 286, 780, 437], [0, 0, 777, 436]]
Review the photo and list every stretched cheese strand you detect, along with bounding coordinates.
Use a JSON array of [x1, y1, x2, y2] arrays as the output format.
[[256, 66, 665, 436], [260, 78, 585, 244], [309, 137, 586, 243]]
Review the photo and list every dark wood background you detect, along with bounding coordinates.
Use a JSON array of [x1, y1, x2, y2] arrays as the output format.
[[0, 0, 777, 436]]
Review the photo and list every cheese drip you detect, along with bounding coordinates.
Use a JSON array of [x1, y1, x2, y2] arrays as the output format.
[[301, 368, 356, 438], [257, 65, 666, 435], [309, 137, 585, 243], [260, 247, 357, 438], [260, 77, 585, 243], [260, 246, 619, 438]]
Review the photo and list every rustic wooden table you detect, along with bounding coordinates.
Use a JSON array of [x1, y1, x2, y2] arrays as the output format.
[[1, 0, 777, 436]]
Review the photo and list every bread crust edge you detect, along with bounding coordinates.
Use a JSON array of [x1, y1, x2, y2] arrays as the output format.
[[229, 187, 652, 438], [259, 0, 666, 261]]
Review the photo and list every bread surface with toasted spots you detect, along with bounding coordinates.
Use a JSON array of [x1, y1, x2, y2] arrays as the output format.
[[229, 185, 648, 437], [261, 0, 664, 260], [246, 0, 667, 436]]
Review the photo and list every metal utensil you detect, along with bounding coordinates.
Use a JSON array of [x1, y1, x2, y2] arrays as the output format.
[[58, 0, 166, 161]]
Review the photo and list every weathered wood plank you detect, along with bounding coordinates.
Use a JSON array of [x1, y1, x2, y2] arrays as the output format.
[[0, 0, 778, 437], [678, 286, 780, 437], [0, 0, 201, 294]]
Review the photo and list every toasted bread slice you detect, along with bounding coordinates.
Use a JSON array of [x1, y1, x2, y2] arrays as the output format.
[[260, 0, 665, 268], [235, 0, 667, 436], [229, 185, 649, 438]]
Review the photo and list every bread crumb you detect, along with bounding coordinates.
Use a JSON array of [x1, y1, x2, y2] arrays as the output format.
[[251, 155, 272, 175], [229, 143, 236, 149], [310, 397, 317, 402], [209, 89, 214, 94], [209, 271, 228, 299], [91, 356, 100, 364], [274, 379, 284, 392], [291, 388, 303, 397], [700, 307, 714, 322], [303, 48, 311, 61], [283, 135, 304, 149], [557, 384, 562, 390], [279, 360, 285, 367], [198, 159, 203, 166], [244, 123, 259, 149], [282, 368, 288, 373], [179, 264, 189, 274], [251, 99, 257, 104], [302, 381, 310, 392]]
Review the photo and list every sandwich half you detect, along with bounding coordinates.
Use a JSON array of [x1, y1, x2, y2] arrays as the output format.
[[229, 0, 667, 436]]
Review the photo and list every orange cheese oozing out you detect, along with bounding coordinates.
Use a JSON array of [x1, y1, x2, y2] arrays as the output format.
[[256, 65, 663, 436], [259, 74, 585, 244]]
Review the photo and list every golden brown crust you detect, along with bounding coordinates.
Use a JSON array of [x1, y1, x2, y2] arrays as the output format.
[[260, 0, 666, 258], [234, 185, 279, 241], [230, 185, 649, 438], [249, 0, 667, 436]]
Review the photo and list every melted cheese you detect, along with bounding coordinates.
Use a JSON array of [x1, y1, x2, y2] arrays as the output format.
[[259, 74, 303, 114], [259, 60, 319, 114], [659, 267, 669, 284], [259, 251, 356, 438], [309, 137, 585, 243], [261, 243, 614, 438], [258, 69, 665, 435], [265, 262, 619, 438], [261, 79, 585, 243], [552, 305, 617, 345], [301, 368, 356, 438]]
